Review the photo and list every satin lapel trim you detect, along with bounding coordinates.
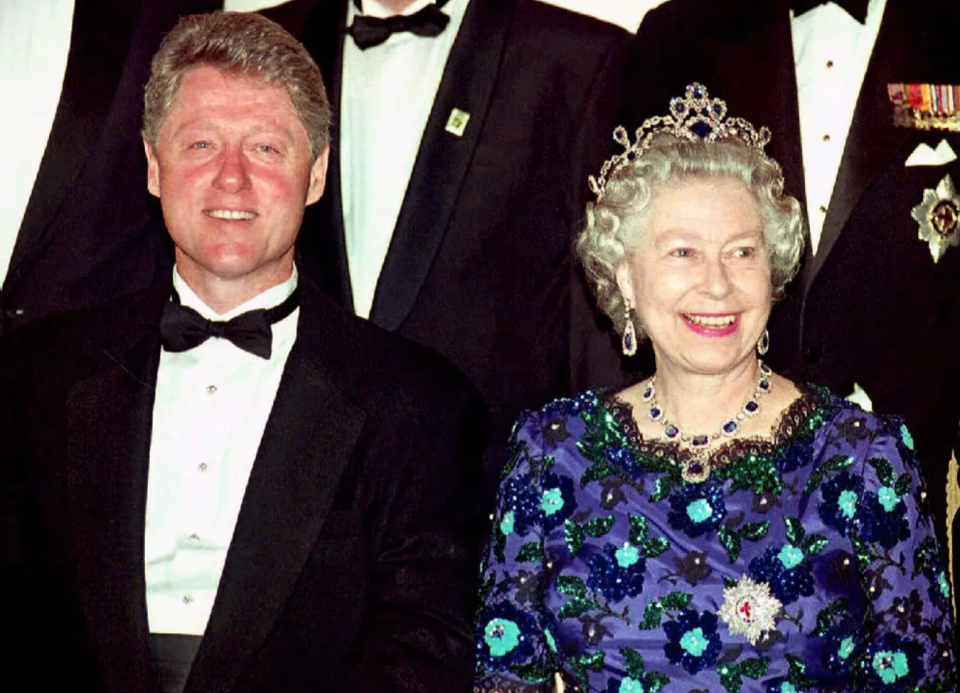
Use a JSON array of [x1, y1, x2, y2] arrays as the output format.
[[329, 6, 355, 311], [368, 0, 514, 330], [8, 0, 140, 279], [65, 334, 160, 693], [805, 0, 917, 286], [185, 333, 365, 693]]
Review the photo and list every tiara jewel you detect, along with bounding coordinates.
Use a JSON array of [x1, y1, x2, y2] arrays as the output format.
[[588, 83, 773, 202]]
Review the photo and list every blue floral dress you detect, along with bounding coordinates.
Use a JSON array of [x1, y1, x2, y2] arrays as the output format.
[[474, 387, 956, 693]]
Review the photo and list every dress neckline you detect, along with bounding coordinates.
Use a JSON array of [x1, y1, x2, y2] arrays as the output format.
[[598, 385, 832, 481]]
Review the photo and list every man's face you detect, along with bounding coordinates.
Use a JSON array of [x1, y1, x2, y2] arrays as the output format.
[[145, 66, 328, 290]]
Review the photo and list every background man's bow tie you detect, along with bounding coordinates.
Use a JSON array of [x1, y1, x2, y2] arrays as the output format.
[[348, 3, 450, 50], [791, 0, 869, 23], [160, 288, 300, 360]]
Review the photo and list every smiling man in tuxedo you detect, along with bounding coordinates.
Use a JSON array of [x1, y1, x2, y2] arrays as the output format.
[[0, 11, 483, 693]]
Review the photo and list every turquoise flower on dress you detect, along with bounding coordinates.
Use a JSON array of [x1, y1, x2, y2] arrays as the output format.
[[667, 483, 727, 537], [540, 472, 576, 531], [663, 609, 722, 674], [859, 487, 910, 549], [818, 471, 864, 536], [899, 424, 914, 450], [607, 676, 645, 693], [861, 633, 924, 691], [486, 619, 521, 657], [777, 545, 804, 569], [500, 510, 515, 536], [541, 488, 564, 515], [475, 602, 539, 671], [615, 543, 641, 568], [930, 570, 952, 608]]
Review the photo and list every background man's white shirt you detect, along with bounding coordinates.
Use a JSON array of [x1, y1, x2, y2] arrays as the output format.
[[792, 0, 885, 253], [340, 0, 469, 318]]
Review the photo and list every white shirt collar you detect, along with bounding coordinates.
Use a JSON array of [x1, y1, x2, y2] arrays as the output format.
[[171, 265, 299, 322]]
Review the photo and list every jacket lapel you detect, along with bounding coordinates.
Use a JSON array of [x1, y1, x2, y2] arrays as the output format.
[[805, 0, 924, 286], [64, 293, 166, 693], [8, 0, 141, 280], [712, 1, 806, 210], [185, 285, 366, 693], [297, 0, 355, 310], [368, 0, 514, 330]]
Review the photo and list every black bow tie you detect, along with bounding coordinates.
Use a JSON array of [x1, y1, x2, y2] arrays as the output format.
[[159, 287, 300, 360], [348, 3, 450, 50], [792, 0, 869, 23]]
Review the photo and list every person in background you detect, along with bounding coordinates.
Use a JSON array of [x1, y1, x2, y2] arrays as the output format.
[[0, 12, 483, 692], [262, 0, 630, 502], [620, 0, 960, 596], [474, 84, 956, 693]]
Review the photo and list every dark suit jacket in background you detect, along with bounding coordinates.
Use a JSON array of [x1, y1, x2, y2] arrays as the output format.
[[622, 0, 960, 551], [0, 0, 220, 336], [266, 0, 629, 499], [0, 278, 485, 693]]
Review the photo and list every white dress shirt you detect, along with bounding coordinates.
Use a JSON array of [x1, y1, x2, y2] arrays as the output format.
[[791, 0, 885, 253], [0, 0, 74, 284], [341, 0, 470, 318], [145, 268, 299, 635]]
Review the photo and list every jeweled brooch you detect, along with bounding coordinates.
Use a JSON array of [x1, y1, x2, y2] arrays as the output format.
[[718, 575, 782, 646], [910, 173, 960, 263]]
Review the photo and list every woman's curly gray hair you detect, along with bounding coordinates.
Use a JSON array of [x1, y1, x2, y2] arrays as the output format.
[[576, 135, 804, 338]]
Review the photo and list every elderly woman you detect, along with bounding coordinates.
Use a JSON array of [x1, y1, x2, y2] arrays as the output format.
[[473, 85, 956, 693]]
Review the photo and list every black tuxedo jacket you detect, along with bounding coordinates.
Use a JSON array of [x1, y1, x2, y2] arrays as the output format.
[[0, 0, 220, 335], [0, 278, 485, 692], [622, 0, 960, 543], [267, 0, 629, 494]]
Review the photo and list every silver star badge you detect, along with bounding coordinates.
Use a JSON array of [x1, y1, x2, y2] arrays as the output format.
[[718, 575, 782, 646], [911, 173, 960, 262]]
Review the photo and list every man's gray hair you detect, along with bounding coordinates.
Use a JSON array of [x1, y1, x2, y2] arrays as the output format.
[[142, 11, 331, 160]]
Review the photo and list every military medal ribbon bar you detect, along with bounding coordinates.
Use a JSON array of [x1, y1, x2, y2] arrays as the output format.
[[889, 83, 960, 132]]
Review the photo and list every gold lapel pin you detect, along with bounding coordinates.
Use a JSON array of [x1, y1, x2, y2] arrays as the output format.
[[445, 108, 470, 137]]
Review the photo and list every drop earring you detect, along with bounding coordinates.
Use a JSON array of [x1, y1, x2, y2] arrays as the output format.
[[757, 328, 770, 356], [622, 301, 638, 357]]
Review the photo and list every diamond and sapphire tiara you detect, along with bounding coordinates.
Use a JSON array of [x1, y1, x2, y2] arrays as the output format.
[[588, 83, 774, 202]]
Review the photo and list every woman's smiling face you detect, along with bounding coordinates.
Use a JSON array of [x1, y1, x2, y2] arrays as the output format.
[[616, 176, 772, 377]]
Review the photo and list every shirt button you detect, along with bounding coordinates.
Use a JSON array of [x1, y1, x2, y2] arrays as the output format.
[[206, 385, 217, 395], [189, 533, 200, 542], [197, 463, 208, 472], [819, 205, 827, 214], [822, 134, 831, 142], [826, 59, 834, 68], [182, 595, 193, 605]]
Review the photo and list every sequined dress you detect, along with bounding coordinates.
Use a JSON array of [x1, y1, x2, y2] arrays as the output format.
[[474, 387, 956, 693]]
